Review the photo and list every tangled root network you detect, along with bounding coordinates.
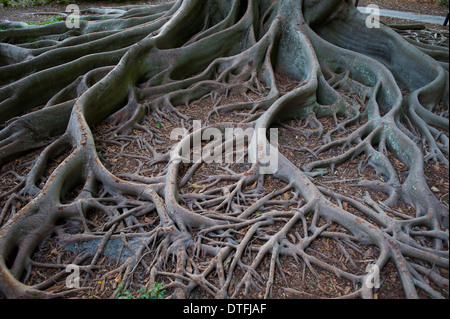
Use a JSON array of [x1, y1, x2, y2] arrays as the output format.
[[0, 0, 448, 299]]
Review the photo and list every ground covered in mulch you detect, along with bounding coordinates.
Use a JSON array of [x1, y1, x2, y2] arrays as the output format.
[[359, 0, 449, 32]]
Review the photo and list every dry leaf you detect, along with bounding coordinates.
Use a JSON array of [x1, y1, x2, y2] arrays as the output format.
[[431, 186, 440, 193], [363, 248, 373, 259]]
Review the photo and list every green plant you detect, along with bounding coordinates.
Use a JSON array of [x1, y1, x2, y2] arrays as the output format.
[[439, 0, 449, 6], [115, 282, 166, 299]]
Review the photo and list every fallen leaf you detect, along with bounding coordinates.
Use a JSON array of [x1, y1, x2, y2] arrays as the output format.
[[144, 217, 153, 223], [431, 186, 440, 193], [288, 234, 296, 243]]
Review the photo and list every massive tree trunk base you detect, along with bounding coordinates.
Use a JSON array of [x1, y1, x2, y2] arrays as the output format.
[[0, 0, 448, 299]]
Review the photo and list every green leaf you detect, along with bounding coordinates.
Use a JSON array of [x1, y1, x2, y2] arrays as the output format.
[[156, 121, 161, 128]]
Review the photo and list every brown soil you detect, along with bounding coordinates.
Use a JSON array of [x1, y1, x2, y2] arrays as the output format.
[[1, 0, 449, 26]]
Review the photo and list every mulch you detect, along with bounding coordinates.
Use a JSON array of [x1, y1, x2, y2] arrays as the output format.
[[1, 0, 449, 25]]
